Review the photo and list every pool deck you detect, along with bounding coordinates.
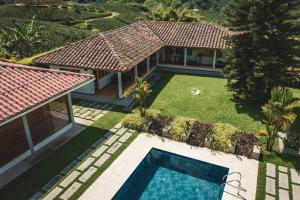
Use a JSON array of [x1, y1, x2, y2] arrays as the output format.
[[79, 133, 258, 200]]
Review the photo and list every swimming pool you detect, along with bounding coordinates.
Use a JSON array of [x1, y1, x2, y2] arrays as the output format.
[[112, 148, 229, 200]]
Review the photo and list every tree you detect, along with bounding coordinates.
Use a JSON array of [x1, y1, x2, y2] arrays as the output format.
[[223, 0, 300, 102], [140, 0, 202, 22], [0, 33, 8, 58], [1, 16, 45, 58], [134, 78, 152, 117], [260, 87, 300, 151]]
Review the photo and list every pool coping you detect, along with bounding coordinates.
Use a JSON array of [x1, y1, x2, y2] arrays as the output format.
[[79, 133, 259, 200]]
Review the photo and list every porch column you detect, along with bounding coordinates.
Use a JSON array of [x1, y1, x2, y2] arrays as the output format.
[[147, 57, 150, 72], [67, 93, 74, 123], [117, 72, 123, 99], [212, 49, 217, 69], [22, 115, 34, 155], [156, 52, 159, 65], [184, 48, 187, 66], [134, 65, 138, 80]]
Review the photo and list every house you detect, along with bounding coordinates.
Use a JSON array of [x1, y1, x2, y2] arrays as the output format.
[[0, 62, 94, 174], [33, 21, 238, 99]]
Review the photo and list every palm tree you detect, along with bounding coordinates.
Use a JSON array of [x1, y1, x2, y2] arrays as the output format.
[[139, 0, 202, 22], [260, 86, 300, 151], [134, 78, 152, 117], [140, 5, 202, 22]]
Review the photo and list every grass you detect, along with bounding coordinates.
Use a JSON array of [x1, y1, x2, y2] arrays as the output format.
[[69, 132, 139, 200], [148, 73, 264, 132], [0, 105, 127, 200]]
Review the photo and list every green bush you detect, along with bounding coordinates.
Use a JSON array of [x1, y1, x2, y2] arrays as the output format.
[[145, 109, 160, 121], [168, 117, 194, 141], [121, 112, 145, 131], [210, 123, 239, 153]]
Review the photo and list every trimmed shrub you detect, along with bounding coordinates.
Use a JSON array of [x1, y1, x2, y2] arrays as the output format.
[[121, 112, 145, 131], [149, 115, 173, 136], [145, 109, 161, 121], [168, 117, 194, 141], [234, 131, 259, 157], [284, 132, 300, 150], [187, 121, 213, 147], [210, 123, 239, 153]]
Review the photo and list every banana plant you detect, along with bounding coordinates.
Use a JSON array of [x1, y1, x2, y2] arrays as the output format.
[[260, 86, 300, 151]]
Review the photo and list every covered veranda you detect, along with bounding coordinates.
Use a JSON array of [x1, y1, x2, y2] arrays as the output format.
[[94, 52, 158, 99]]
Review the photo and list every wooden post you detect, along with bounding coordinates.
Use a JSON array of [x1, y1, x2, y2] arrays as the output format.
[[67, 93, 74, 123], [213, 49, 217, 69], [22, 115, 35, 155], [95, 70, 100, 90], [147, 57, 150, 72], [134, 65, 138, 80], [184, 48, 187, 66], [117, 72, 123, 99]]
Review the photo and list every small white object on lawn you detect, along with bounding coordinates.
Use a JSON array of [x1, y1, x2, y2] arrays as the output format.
[[191, 88, 201, 96]]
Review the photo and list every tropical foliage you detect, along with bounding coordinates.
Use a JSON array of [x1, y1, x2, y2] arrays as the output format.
[[223, 0, 300, 101], [234, 131, 258, 157], [260, 87, 300, 151], [133, 78, 152, 117], [187, 122, 213, 147], [1, 16, 45, 58], [210, 123, 239, 153], [140, 0, 202, 22]]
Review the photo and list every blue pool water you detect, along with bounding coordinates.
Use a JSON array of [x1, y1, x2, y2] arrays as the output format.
[[112, 148, 229, 200]]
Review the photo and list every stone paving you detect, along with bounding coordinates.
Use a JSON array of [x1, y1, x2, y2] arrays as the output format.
[[72, 100, 113, 124], [33, 123, 135, 200], [265, 163, 300, 200]]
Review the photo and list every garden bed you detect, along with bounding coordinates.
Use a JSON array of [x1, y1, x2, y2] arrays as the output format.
[[122, 109, 260, 159]]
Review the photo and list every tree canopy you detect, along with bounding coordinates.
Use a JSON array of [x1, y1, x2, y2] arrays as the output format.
[[223, 0, 300, 102]]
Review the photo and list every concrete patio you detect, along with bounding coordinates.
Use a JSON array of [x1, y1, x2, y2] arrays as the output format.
[[80, 133, 259, 200]]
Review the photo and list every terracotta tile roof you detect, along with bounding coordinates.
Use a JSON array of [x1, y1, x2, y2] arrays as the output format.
[[33, 22, 164, 72], [0, 62, 94, 124], [33, 21, 238, 72], [144, 21, 237, 49]]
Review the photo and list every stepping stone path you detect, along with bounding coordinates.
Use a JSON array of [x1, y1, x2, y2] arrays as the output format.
[[265, 163, 300, 200], [36, 122, 136, 200], [72, 100, 113, 125]]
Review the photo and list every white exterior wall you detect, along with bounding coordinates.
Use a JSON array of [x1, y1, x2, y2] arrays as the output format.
[[50, 65, 95, 95], [98, 72, 115, 89]]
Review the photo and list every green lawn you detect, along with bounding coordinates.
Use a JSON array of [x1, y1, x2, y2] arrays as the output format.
[[148, 73, 300, 200], [0, 105, 128, 200], [148, 73, 264, 132]]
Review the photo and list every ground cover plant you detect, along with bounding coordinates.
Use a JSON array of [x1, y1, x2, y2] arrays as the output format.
[[234, 131, 259, 157], [210, 123, 239, 153], [187, 121, 213, 147]]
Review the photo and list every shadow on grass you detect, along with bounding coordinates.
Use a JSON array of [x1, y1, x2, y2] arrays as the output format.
[[146, 72, 174, 107], [231, 97, 264, 122]]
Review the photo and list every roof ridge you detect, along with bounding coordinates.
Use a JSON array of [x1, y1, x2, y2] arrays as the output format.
[[101, 33, 125, 70], [140, 21, 165, 44]]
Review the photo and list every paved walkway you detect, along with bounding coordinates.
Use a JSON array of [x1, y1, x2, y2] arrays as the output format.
[[266, 163, 300, 200], [30, 122, 135, 200], [73, 100, 113, 126]]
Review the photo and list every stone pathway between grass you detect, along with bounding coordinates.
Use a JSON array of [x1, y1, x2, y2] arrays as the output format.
[[266, 163, 300, 200], [30, 122, 135, 200], [72, 100, 113, 125]]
